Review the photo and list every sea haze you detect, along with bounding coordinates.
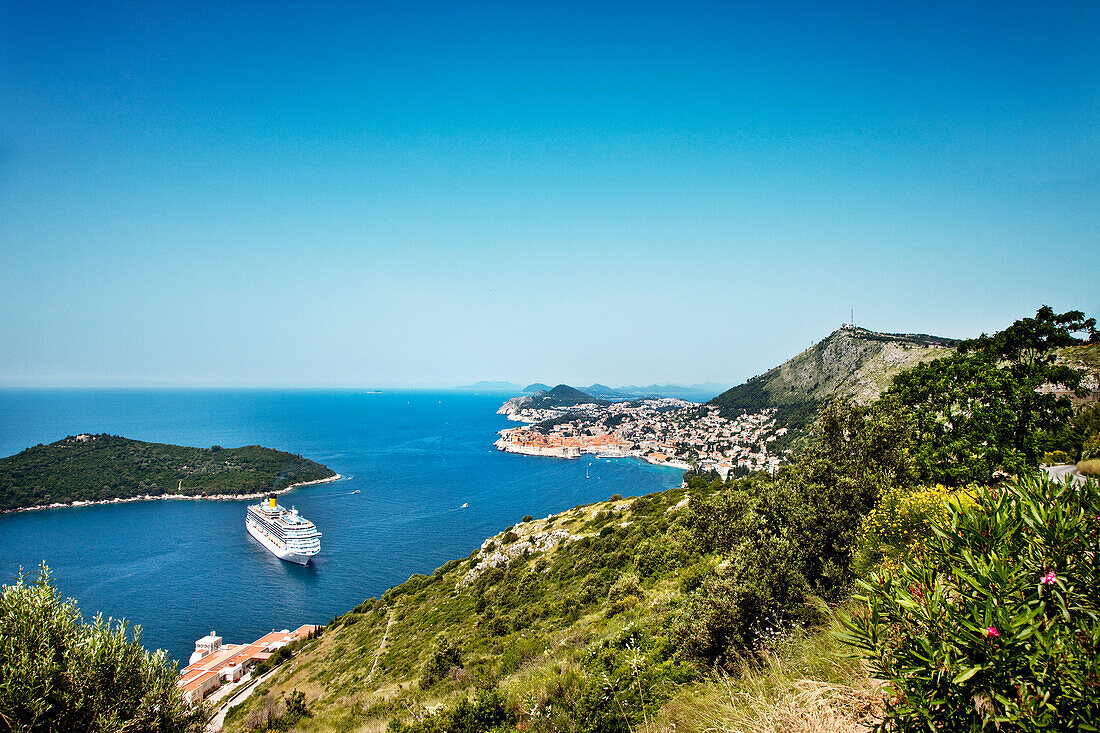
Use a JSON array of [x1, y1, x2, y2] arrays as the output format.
[[0, 389, 682, 664]]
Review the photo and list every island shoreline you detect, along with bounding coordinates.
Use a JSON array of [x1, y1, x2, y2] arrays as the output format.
[[0, 473, 342, 516]]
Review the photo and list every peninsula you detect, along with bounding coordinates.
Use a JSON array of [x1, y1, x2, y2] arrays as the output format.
[[494, 326, 959, 476], [0, 434, 338, 513]]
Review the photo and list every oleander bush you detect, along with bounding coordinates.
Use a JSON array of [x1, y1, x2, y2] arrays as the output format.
[[840, 474, 1100, 731]]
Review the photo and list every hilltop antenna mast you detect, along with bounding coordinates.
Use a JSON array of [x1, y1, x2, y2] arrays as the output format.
[[850, 307, 854, 326]]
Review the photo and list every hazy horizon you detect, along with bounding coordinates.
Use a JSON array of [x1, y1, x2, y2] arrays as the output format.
[[3, 2, 1097, 388]]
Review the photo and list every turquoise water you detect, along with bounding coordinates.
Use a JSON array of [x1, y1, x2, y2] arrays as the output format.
[[0, 390, 681, 664]]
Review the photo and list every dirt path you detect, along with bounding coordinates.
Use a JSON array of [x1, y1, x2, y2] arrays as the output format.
[[368, 614, 394, 681]]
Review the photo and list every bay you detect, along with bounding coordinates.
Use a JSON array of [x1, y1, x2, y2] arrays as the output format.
[[0, 389, 681, 664]]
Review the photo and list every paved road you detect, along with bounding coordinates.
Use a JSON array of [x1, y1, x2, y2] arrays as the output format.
[[1044, 464, 1086, 486], [205, 667, 278, 732]]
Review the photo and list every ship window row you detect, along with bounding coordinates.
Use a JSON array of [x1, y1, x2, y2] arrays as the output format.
[[248, 511, 319, 540]]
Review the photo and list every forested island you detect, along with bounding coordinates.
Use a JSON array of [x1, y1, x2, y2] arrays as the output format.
[[0, 435, 337, 512]]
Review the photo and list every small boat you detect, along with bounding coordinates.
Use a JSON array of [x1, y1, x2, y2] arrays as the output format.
[[461, 502, 469, 508], [352, 490, 360, 494]]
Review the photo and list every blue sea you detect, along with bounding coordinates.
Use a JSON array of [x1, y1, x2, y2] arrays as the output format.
[[0, 390, 681, 664]]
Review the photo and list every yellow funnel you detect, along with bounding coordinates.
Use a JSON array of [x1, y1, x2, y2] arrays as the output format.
[[269, 496, 277, 509]]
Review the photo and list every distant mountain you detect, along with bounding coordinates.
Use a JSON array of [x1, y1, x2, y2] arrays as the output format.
[[709, 325, 959, 431], [522, 383, 552, 393], [455, 381, 522, 392], [584, 383, 729, 401]]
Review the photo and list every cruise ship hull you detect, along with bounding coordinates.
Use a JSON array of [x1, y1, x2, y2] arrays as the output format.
[[246, 519, 315, 565]]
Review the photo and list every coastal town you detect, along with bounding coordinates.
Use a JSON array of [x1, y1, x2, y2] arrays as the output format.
[[495, 393, 785, 477]]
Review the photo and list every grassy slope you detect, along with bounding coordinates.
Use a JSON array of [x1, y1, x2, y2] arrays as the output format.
[[221, 484, 873, 733], [0, 435, 336, 511]]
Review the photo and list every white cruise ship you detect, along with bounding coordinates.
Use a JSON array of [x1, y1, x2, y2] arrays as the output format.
[[246, 495, 321, 565]]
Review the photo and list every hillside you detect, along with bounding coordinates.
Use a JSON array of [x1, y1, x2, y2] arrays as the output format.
[[709, 325, 958, 431], [0, 435, 336, 512], [185, 309, 1100, 732], [221, 479, 874, 733], [499, 385, 610, 420], [1057, 342, 1100, 405], [529, 384, 608, 409]]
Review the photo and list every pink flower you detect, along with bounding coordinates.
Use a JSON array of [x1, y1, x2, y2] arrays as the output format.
[[985, 627, 1000, 638], [1040, 570, 1057, 585]]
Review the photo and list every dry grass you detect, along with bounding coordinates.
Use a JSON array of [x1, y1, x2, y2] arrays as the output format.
[[685, 659, 882, 733], [1077, 459, 1100, 477], [657, 618, 883, 733]]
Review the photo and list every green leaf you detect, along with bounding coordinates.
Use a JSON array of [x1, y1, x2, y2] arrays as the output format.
[[952, 665, 981, 684]]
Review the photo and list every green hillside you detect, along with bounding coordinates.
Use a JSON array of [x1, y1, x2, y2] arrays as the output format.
[[527, 384, 609, 409], [709, 325, 958, 432], [222, 474, 876, 733], [0, 435, 336, 512]]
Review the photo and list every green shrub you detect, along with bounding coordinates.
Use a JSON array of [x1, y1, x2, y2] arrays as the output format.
[[840, 474, 1100, 730], [501, 531, 519, 544], [498, 633, 546, 675], [522, 515, 534, 522], [673, 533, 812, 670], [1041, 450, 1071, 465], [419, 636, 463, 689], [678, 561, 713, 595], [245, 689, 310, 731], [0, 565, 205, 733], [681, 488, 757, 555], [608, 574, 641, 603], [852, 484, 973, 575], [388, 688, 512, 733], [633, 538, 667, 578], [1083, 435, 1100, 461]]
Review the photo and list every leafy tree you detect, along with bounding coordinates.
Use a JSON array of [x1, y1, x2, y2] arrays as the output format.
[[888, 306, 1096, 483], [959, 305, 1097, 367], [960, 305, 1096, 464], [0, 565, 205, 733], [889, 353, 1022, 484]]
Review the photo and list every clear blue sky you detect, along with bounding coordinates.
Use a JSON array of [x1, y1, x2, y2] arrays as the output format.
[[2, 1, 1097, 388]]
